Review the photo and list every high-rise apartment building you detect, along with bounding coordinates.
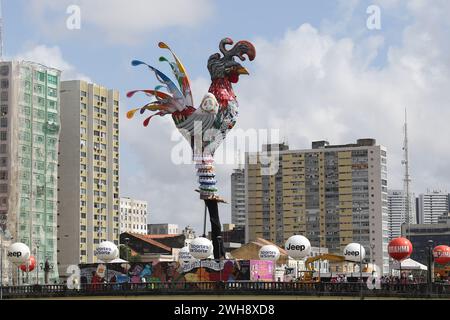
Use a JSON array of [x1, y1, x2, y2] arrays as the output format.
[[120, 197, 148, 235], [246, 139, 390, 274], [0, 61, 61, 283], [387, 190, 416, 240], [57, 80, 120, 272], [417, 190, 449, 224], [231, 168, 246, 227]]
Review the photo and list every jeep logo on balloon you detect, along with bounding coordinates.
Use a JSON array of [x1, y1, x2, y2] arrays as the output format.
[[285, 235, 311, 260], [343, 243, 366, 262], [7, 242, 31, 265]]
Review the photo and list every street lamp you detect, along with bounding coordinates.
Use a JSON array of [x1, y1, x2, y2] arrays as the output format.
[[217, 236, 223, 282], [427, 240, 434, 293], [34, 242, 40, 285]]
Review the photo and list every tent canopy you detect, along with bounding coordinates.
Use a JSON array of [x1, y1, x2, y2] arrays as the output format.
[[98, 258, 129, 264], [392, 258, 428, 271]]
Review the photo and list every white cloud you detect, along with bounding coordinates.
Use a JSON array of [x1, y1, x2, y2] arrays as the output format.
[[29, 0, 214, 44], [15, 45, 92, 81], [236, 3, 450, 194]]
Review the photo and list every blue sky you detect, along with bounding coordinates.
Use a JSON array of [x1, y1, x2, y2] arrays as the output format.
[[5, 0, 450, 232]]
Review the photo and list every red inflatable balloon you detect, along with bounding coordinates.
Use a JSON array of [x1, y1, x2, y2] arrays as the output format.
[[388, 238, 413, 261], [433, 245, 450, 265], [19, 256, 36, 272]]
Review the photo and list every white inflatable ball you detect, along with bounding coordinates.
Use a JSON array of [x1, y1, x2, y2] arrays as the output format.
[[189, 237, 213, 260], [285, 235, 311, 260]]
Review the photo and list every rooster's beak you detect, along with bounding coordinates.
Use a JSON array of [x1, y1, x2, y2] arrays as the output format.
[[237, 67, 249, 75]]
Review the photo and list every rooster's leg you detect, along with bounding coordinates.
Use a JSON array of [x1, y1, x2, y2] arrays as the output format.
[[205, 199, 225, 259]]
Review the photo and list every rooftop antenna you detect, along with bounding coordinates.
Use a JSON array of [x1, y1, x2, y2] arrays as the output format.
[[401, 108, 412, 238]]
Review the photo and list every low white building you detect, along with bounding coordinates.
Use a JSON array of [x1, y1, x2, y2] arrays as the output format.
[[148, 223, 180, 235], [120, 197, 148, 235]]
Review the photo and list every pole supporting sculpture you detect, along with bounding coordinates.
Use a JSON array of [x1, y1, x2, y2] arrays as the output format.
[[127, 39, 256, 259]]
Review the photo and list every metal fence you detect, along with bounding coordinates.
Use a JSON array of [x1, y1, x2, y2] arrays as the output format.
[[1, 282, 450, 299]]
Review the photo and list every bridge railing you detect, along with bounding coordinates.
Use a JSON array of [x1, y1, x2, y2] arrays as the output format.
[[1, 282, 449, 299]]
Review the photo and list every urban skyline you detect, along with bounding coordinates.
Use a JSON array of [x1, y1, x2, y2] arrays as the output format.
[[0, 1, 449, 305], [2, 1, 450, 233]]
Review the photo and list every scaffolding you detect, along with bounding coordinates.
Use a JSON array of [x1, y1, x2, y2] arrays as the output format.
[[3, 61, 61, 284]]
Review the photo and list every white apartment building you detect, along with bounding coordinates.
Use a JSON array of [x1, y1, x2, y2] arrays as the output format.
[[231, 168, 246, 227], [120, 197, 148, 235], [418, 190, 449, 224], [387, 190, 417, 240]]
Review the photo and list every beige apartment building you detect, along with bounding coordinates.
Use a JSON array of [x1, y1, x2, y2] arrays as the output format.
[[57, 80, 120, 274], [245, 139, 390, 274]]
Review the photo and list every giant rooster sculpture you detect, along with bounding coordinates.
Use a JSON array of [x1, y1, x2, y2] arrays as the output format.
[[127, 39, 256, 259]]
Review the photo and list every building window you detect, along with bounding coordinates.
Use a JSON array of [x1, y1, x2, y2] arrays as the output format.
[[1, 92, 8, 102], [1, 79, 9, 89], [36, 71, 46, 82], [47, 75, 58, 85], [48, 88, 57, 98], [48, 100, 57, 110], [0, 65, 9, 76]]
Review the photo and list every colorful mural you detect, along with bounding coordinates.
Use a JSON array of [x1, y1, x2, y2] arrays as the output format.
[[78, 260, 274, 284]]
